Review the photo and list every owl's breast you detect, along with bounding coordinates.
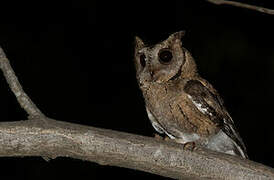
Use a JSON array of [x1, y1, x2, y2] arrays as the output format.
[[142, 81, 219, 139], [142, 82, 196, 135]]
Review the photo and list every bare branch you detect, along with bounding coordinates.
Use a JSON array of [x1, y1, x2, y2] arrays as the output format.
[[0, 47, 45, 119], [0, 118, 274, 180], [206, 0, 274, 15], [1, 47, 274, 179]]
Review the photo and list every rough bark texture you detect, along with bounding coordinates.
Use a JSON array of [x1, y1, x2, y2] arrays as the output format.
[[0, 118, 274, 180]]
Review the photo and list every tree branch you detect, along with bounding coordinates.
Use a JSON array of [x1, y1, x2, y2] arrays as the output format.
[[0, 48, 45, 119], [206, 0, 274, 15], [1, 46, 274, 179], [0, 118, 274, 179]]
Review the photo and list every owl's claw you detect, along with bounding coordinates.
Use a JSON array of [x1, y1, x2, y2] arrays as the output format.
[[183, 142, 196, 151], [154, 133, 163, 140], [154, 134, 173, 142], [163, 136, 169, 141]]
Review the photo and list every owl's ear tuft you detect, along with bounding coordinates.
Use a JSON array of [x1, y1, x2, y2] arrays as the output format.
[[135, 36, 145, 50], [167, 31, 185, 43]]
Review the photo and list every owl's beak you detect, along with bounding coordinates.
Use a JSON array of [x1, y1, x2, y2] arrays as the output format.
[[138, 75, 151, 89], [139, 81, 149, 90]]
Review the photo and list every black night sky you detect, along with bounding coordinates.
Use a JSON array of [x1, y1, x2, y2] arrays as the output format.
[[0, 0, 274, 179]]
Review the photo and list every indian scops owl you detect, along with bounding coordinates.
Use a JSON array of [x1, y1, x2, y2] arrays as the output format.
[[134, 31, 248, 158]]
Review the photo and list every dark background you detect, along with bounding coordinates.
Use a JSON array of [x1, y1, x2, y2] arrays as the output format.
[[0, 0, 274, 179]]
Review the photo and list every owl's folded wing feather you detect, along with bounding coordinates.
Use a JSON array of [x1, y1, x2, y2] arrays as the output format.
[[184, 80, 248, 158]]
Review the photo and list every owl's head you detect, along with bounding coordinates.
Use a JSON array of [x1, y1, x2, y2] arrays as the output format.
[[134, 31, 197, 88]]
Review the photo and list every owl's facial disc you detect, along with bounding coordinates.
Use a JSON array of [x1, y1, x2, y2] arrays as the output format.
[[134, 31, 187, 87]]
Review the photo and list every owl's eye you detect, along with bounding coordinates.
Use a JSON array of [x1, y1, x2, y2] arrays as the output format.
[[158, 49, 173, 64], [140, 54, 146, 68]]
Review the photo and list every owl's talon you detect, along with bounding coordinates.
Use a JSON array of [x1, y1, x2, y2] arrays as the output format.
[[163, 136, 172, 142], [183, 142, 196, 151], [154, 134, 173, 142], [154, 133, 163, 140]]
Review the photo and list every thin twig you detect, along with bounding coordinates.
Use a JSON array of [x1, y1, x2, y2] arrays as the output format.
[[206, 0, 274, 15], [0, 47, 45, 119]]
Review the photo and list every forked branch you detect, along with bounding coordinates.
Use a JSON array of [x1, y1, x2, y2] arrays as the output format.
[[0, 48, 45, 119], [1, 47, 274, 179], [0, 118, 274, 179]]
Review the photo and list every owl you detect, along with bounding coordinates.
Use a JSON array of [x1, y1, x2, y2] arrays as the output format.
[[134, 31, 248, 158]]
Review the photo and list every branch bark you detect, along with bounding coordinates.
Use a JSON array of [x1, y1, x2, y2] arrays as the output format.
[[1, 47, 274, 179], [0, 48, 45, 119], [206, 0, 274, 15], [0, 118, 274, 180]]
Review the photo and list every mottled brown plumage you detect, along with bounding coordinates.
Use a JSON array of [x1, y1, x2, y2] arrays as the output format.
[[134, 31, 248, 158]]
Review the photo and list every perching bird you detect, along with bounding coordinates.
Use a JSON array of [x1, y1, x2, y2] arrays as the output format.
[[134, 31, 248, 158]]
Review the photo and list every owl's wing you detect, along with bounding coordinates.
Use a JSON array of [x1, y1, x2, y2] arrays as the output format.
[[184, 80, 248, 158]]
